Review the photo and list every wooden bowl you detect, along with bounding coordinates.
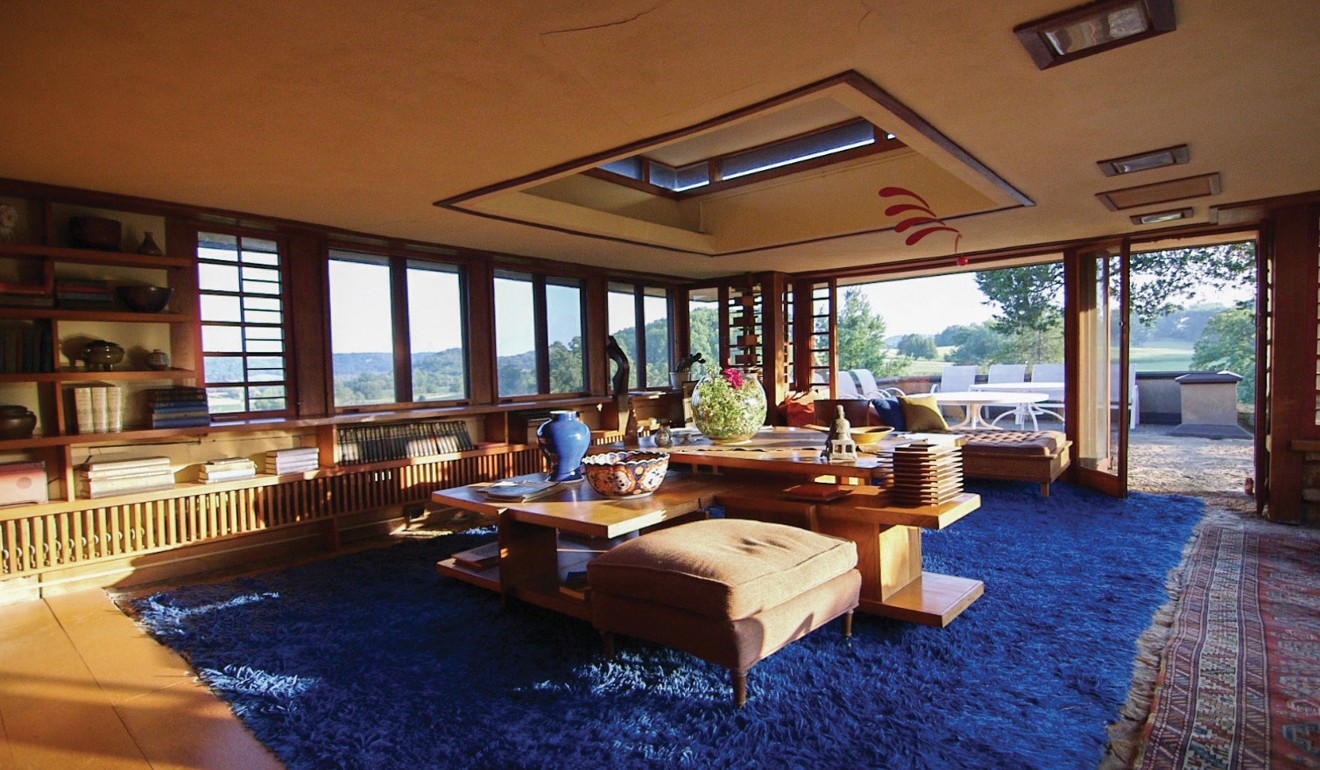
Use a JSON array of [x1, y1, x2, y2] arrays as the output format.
[[116, 285, 174, 313]]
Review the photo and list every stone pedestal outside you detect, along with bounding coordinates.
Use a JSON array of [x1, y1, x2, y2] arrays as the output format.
[[1170, 371, 1251, 438]]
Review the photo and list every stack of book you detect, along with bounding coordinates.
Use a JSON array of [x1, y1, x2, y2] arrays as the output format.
[[71, 382, 123, 433], [265, 447, 319, 475], [55, 278, 114, 310], [198, 457, 258, 484], [451, 541, 500, 571], [0, 291, 54, 309], [79, 456, 175, 498], [146, 387, 210, 429], [0, 322, 54, 373], [889, 442, 963, 507]]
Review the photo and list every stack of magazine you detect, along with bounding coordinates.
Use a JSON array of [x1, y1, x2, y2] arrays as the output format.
[[198, 457, 258, 484], [79, 456, 174, 498], [264, 447, 319, 475]]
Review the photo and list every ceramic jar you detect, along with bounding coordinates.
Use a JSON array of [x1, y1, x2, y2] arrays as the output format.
[[536, 410, 590, 482], [0, 405, 36, 440], [80, 340, 125, 371], [146, 349, 171, 370], [690, 368, 767, 444]]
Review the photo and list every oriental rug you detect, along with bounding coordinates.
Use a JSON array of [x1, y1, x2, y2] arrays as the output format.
[[124, 482, 1202, 770], [1134, 516, 1320, 769]]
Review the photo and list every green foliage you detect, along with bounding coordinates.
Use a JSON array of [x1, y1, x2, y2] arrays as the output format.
[[897, 334, 938, 359], [688, 306, 720, 372], [975, 264, 1064, 338], [1130, 244, 1255, 326], [836, 288, 907, 376], [936, 325, 975, 347], [1191, 304, 1257, 402], [946, 324, 1006, 365]]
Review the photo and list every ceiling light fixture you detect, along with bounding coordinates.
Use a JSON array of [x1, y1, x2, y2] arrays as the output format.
[[1097, 172, 1221, 211], [1014, 0, 1175, 70], [1130, 207, 1193, 225], [1097, 144, 1189, 176]]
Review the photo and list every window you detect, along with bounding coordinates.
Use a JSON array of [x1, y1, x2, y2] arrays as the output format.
[[495, 270, 586, 398], [609, 282, 673, 389], [197, 231, 289, 415], [688, 291, 720, 372], [328, 249, 468, 408]]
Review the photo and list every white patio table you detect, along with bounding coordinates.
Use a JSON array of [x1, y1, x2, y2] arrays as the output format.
[[933, 390, 1048, 430], [969, 381, 1065, 429]]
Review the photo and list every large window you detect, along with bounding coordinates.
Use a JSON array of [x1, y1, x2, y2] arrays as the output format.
[[495, 270, 585, 398], [328, 249, 468, 408], [197, 231, 289, 415], [609, 282, 672, 388]]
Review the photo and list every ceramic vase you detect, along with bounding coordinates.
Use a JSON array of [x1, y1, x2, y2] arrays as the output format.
[[536, 410, 590, 482], [136, 232, 164, 256], [690, 369, 767, 444], [0, 405, 36, 440]]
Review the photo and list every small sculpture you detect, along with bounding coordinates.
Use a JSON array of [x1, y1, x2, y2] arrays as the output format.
[[828, 405, 859, 463], [80, 340, 125, 372]]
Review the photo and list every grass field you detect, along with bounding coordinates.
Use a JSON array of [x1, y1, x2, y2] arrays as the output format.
[[881, 337, 1196, 377]]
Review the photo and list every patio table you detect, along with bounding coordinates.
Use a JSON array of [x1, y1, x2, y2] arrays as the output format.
[[933, 390, 1048, 430], [969, 382, 1065, 429]]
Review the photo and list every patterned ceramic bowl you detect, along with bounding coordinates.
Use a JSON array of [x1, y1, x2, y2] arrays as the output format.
[[583, 451, 670, 498]]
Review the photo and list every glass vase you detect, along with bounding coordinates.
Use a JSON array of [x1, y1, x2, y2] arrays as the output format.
[[690, 369, 767, 444]]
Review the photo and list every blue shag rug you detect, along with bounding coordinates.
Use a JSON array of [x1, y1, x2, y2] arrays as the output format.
[[126, 481, 1203, 770]]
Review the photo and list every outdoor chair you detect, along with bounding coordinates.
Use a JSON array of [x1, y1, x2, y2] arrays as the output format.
[[850, 368, 884, 398], [932, 365, 978, 420], [834, 371, 863, 398], [1028, 363, 1065, 424], [987, 364, 1027, 384]]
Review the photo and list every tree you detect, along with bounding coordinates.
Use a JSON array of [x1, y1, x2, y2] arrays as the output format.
[[1191, 303, 1256, 403], [896, 334, 938, 359], [836, 288, 907, 376], [975, 263, 1064, 340], [936, 324, 975, 347], [946, 324, 1007, 365]]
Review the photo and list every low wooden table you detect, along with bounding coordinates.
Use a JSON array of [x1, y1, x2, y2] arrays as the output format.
[[432, 471, 732, 620], [434, 427, 985, 627]]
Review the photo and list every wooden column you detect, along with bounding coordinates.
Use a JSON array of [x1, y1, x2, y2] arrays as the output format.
[[1265, 203, 1319, 523]]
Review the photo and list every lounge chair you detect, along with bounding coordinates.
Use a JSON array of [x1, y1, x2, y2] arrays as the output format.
[[1028, 363, 1065, 424], [932, 364, 977, 393], [834, 370, 863, 398], [987, 364, 1027, 384]]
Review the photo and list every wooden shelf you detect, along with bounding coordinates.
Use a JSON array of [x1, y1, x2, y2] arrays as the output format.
[[0, 243, 190, 269], [0, 307, 191, 323], [0, 368, 196, 383]]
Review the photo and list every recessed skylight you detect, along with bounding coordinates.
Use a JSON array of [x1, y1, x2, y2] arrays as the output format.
[[1097, 173, 1221, 211]]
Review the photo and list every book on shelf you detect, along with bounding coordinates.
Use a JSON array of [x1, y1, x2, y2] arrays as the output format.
[[72, 383, 122, 433], [202, 457, 257, 470], [198, 467, 257, 483], [451, 541, 501, 571], [79, 471, 176, 498], [84, 455, 171, 473], [482, 480, 559, 501]]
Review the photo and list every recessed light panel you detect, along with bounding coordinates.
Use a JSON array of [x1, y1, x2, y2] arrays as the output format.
[[1097, 173, 1221, 211], [1015, 0, 1176, 69], [1130, 207, 1193, 225], [1097, 144, 1190, 176]]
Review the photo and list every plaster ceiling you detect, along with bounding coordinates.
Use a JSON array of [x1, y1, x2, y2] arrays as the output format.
[[1, 1, 1317, 280]]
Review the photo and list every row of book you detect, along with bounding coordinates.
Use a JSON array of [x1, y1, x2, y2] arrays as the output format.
[[199, 457, 257, 483], [0, 322, 54, 373], [266, 447, 319, 475], [147, 386, 211, 429], [72, 383, 124, 433], [78, 455, 175, 498], [337, 420, 474, 465], [55, 278, 114, 310]]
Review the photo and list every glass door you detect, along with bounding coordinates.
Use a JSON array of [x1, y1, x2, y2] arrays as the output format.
[[1069, 241, 1130, 496]]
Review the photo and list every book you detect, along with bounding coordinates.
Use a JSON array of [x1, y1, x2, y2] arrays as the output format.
[[84, 455, 171, 472], [482, 480, 559, 501], [73, 385, 94, 433], [202, 457, 257, 470], [452, 541, 500, 570], [105, 385, 123, 432], [199, 467, 257, 483]]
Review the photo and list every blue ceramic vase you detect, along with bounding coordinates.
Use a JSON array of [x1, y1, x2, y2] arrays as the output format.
[[536, 410, 590, 482]]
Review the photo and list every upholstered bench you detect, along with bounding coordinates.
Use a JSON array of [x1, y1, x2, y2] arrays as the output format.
[[587, 518, 862, 706], [956, 429, 1072, 496]]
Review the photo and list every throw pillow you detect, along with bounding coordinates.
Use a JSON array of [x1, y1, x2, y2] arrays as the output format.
[[900, 394, 949, 432], [870, 397, 907, 430]]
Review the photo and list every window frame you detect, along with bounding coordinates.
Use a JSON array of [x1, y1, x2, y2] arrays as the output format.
[[608, 281, 674, 391], [327, 245, 472, 412], [493, 267, 589, 402], [195, 227, 295, 420]]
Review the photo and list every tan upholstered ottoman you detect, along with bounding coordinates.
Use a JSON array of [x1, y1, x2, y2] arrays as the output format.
[[587, 518, 862, 706]]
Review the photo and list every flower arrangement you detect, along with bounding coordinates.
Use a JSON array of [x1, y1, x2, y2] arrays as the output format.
[[691, 367, 766, 444]]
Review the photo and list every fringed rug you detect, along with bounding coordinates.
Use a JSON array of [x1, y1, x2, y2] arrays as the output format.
[[124, 482, 1204, 770], [1135, 517, 1320, 768]]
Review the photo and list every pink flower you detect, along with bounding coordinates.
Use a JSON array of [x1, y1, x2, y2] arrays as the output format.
[[722, 368, 745, 389]]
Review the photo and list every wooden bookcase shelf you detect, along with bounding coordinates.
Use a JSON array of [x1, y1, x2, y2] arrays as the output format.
[[0, 307, 191, 323], [0, 243, 191, 269], [0, 368, 196, 384]]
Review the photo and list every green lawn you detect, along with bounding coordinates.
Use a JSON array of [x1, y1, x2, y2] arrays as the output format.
[[881, 337, 1196, 377]]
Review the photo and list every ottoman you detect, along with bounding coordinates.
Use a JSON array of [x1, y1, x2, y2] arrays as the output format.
[[587, 518, 862, 706]]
